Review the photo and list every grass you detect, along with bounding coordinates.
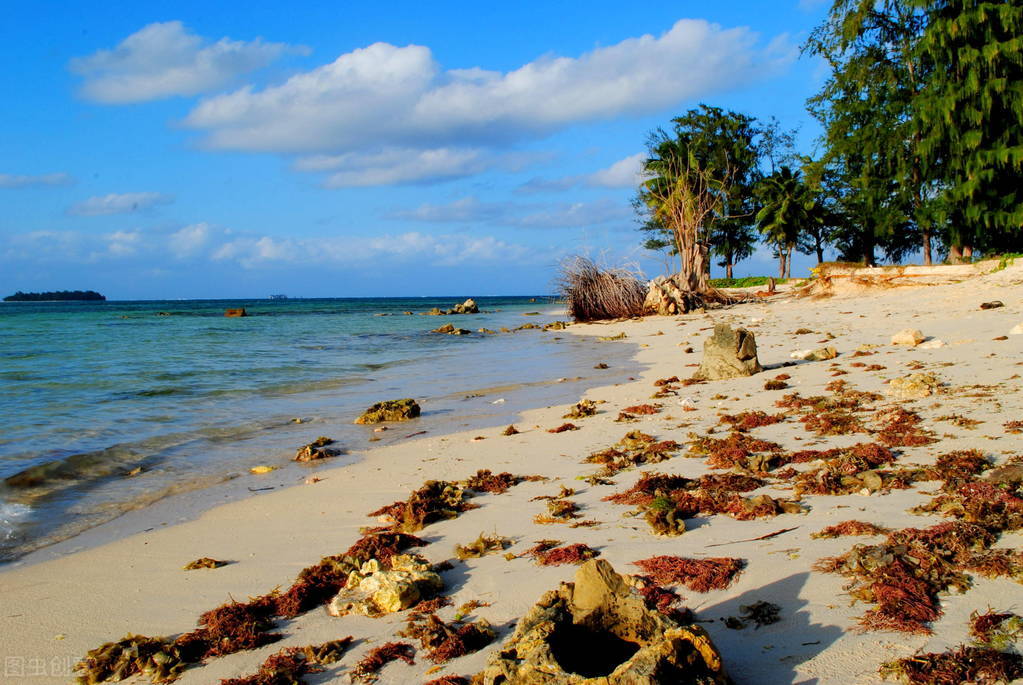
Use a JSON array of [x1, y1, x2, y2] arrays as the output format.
[[710, 276, 789, 288]]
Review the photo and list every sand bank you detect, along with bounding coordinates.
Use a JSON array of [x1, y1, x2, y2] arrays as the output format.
[[2, 264, 1022, 684]]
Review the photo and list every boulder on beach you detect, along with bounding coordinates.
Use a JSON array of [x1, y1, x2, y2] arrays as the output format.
[[693, 324, 762, 380], [355, 398, 421, 424], [476, 559, 729, 684], [327, 554, 442, 617], [886, 372, 941, 400], [891, 328, 925, 346]]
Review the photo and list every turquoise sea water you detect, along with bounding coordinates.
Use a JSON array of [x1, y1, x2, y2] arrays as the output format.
[[0, 297, 633, 561]]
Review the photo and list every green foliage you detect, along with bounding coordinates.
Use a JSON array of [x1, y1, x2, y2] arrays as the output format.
[[709, 277, 788, 288], [3, 290, 106, 302], [910, 0, 1023, 252]]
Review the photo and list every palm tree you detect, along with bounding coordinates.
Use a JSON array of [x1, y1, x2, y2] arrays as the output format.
[[756, 167, 820, 278]]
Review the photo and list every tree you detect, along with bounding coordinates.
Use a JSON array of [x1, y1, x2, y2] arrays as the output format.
[[910, 0, 1023, 257], [638, 133, 728, 296], [805, 0, 935, 265], [755, 167, 820, 277], [638, 105, 761, 288]]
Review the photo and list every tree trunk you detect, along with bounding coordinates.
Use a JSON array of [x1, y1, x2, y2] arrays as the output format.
[[963, 245, 974, 260], [863, 231, 876, 267], [921, 229, 932, 266], [785, 245, 793, 279], [949, 244, 963, 263], [778, 250, 787, 278], [816, 243, 824, 264], [725, 262, 733, 280]]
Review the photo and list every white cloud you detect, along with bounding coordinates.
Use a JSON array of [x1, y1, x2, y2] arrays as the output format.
[[183, 19, 792, 185], [2, 224, 534, 271], [70, 21, 303, 104], [68, 192, 173, 216], [168, 222, 211, 256], [388, 196, 631, 228], [519, 152, 648, 193], [0, 172, 73, 188], [587, 152, 647, 188]]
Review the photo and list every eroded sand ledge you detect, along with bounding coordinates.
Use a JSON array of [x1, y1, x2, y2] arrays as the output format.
[[2, 264, 1022, 684]]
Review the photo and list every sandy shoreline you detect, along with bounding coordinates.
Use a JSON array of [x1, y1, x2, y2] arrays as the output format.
[[2, 266, 1022, 684]]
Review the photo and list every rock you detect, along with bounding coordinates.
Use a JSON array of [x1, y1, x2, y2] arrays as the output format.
[[918, 339, 945, 349], [479, 328, 497, 334], [424, 307, 445, 316], [980, 301, 1004, 310], [886, 372, 941, 399], [451, 298, 479, 314], [809, 346, 837, 361], [1010, 323, 1023, 336], [790, 349, 814, 360], [431, 323, 471, 335], [693, 324, 762, 380], [327, 554, 443, 617], [294, 435, 342, 462], [355, 399, 421, 424], [891, 329, 924, 346], [476, 559, 728, 684], [224, 308, 247, 317], [544, 321, 569, 331]]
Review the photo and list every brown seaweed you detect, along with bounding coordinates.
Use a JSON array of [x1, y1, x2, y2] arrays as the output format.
[[350, 642, 416, 683], [879, 646, 1023, 684]]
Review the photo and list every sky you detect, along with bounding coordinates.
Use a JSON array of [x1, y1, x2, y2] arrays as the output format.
[[0, 0, 834, 299]]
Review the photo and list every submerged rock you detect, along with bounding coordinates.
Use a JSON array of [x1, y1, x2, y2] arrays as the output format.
[[476, 559, 729, 684], [224, 308, 247, 317], [451, 298, 479, 314], [693, 324, 762, 380], [295, 436, 342, 462], [355, 399, 421, 424], [327, 554, 443, 617]]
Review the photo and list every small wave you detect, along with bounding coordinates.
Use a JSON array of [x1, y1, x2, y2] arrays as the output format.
[[135, 386, 191, 397], [0, 501, 31, 541]]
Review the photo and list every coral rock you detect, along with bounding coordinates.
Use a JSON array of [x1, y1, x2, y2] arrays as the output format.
[[886, 373, 941, 400], [355, 399, 421, 424], [693, 324, 762, 380], [890, 329, 924, 346], [476, 559, 729, 684], [327, 554, 443, 617]]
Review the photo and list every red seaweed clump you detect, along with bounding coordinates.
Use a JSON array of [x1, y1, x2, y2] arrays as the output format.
[[350, 642, 416, 683], [548, 422, 580, 433], [219, 639, 353, 685], [633, 556, 745, 593], [718, 410, 785, 431], [399, 613, 495, 663], [369, 480, 478, 533], [692, 431, 782, 472], [423, 677, 471, 685], [623, 403, 661, 415], [525, 541, 600, 566], [879, 645, 1023, 684], [874, 406, 935, 447], [812, 521, 890, 539]]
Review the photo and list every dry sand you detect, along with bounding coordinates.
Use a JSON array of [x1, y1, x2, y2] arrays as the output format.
[[2, 263, 1022, 684]]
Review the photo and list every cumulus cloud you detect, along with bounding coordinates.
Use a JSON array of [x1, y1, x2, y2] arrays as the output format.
[[70, 21, 303, 103], [388, 196, 631, 228], [183, 19, 792, 184], [68, 192, 173, 216], [0, 172, 73, 188], [519, 152, 648, 193], [1, 224, 534, 271]]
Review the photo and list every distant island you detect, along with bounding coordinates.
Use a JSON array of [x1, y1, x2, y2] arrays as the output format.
[[3, 290, 106, 302]]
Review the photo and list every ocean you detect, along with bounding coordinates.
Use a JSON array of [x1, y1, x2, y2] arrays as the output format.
[[0, 296, 635, 562]]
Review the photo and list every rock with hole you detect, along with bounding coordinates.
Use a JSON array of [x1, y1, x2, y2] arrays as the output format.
[[475, 559, 729, 684]]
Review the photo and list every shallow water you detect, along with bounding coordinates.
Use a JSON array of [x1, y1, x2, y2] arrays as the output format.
[[0, 297, 636, 560]]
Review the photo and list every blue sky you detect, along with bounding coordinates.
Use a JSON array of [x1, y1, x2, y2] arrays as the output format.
[[1, 0, 832, 299]]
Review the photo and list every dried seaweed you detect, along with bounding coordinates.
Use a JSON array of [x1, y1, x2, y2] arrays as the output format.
[[369, 480, 476, 533], [183, 557, 229, 570], [690, 431, 782, 472], [874, 406, 935, 447], [970, 610, 1023, 650], [1005, 421, 1023, 435], [548, 422, 580, 433], [219, 639, 353, 685], [350, 642, 416, 683], [74, 634, 189, 684], [423, 677, 471, 685], [718, 411, 785, 431], [526, 541, 600, 566], [633, 576, 694, 623], [814, 522, 994, 634], [502, 425, 520, 436], [812, 521, 890, 539], [879, 646, 1023, 684], [563, 400, 597, 419], [623, 403, 661, 415], [399, 614, 495, 663], [583, 431, 681, 475], [736, 601, 781, 629], [633, 555, 744, 592], [801, 409, 865, 436], [454, 533, 512, 560], [764, 379, 789, 391]]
